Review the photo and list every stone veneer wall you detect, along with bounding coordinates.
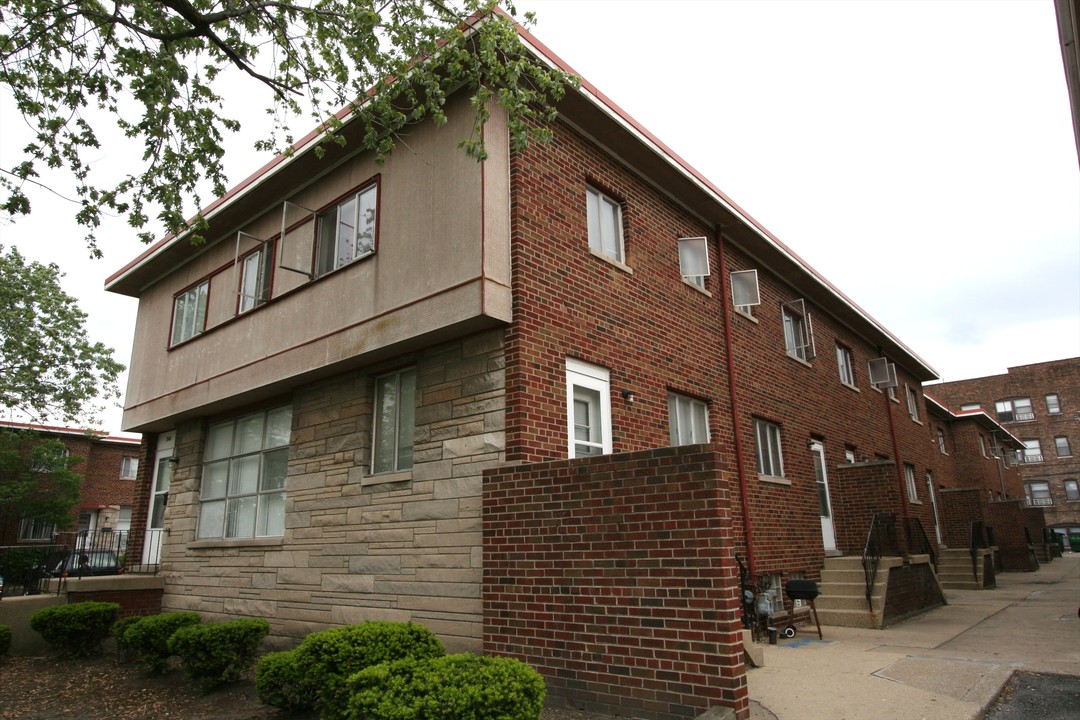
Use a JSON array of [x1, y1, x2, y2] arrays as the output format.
[[157, 331, 506, 651]]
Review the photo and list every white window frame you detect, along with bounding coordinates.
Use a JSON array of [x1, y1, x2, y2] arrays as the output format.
[[316, 182, 378, 276], [959, 402, 981, 411], [937, 428, 947, 455], [372, 367, 417, 474], [836, 345, 855, 387], [904, 464, 918, 502], [198, 406, 292, 540], [978, 434, 988, 457], [1046, 394, 1061, 414], [586, 185, 624, 263], [905, 384, 920, 422], [171, 280, 208, 346], [1025, 481, 1052, 506], [677, 237, 709, 288], [754, 418, 784, 479], [668, 392, 710, 446], [120, 456, 139, 479], [18, 517, 55, 541], [781, 300, 814, 361], [1065, 480, 1079, 502], [239, 242, 274, 313], [566, 358, 612, 458], [1019, 439, 1043, 464], [1055, 436, 1072, 457]]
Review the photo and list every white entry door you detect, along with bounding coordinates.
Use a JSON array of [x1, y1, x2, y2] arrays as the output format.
[[811, 442, 837, 553], [143, 433, 175, 565]]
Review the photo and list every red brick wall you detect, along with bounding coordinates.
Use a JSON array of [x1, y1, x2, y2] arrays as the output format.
[[482, 445, 748, 720], [68, 589, 163, 618], [929, 358, 1080, 530], [507, 120, 943, 586], [938, 488, 987, 549], [987, 501, 1038, 571], [881, 563, 944, 626], [829, 461, 902, 555]]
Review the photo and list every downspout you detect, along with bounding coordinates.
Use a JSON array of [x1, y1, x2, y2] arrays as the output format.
[[883, 379, 911, 552], [717, 226, 757, 577]]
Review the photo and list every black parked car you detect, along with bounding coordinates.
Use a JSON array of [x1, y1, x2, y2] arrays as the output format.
[[43, 550, 123, 578]]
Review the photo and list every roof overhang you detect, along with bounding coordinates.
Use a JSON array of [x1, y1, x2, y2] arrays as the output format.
[[923, 394, 1024, 448], [105, 7, 938, 381], [1055, 0, 1080, 166]]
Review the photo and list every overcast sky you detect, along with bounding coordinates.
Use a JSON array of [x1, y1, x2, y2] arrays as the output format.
[[1, 0, 1078, 435]]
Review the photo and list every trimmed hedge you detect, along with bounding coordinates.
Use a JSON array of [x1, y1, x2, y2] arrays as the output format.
[[255, 649, 313, 713], [348, 654, 546, 720], [256, 621, 445, 720], [110, 615, 144, 662], [168, 617, 270, 693], [29, 601, 120, 657], [123, 611, 202, 673], [0, 623, 12, 656]]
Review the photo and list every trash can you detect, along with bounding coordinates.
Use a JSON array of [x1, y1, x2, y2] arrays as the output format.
[[1069, 532, 1080, 552]]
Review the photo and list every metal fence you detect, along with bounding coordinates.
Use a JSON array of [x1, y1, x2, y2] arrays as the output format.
[[0, 529, 163, 598]]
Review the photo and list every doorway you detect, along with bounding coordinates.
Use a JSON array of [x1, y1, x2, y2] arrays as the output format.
[[811, 441, 837, 553]]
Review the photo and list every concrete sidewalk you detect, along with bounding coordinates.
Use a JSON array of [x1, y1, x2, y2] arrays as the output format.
[[747, 553, 1080, 720]]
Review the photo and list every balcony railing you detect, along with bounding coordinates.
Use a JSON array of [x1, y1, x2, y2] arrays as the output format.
[[1026, 497, 1053, 507]]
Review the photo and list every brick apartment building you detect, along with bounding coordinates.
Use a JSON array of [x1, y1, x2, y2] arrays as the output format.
[[101, 11, 1050, 720], [928, 358, 1080, 543], [0, 421, 142, 546]]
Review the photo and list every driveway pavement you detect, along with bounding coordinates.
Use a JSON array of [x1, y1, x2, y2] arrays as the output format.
[[746, 553, 1080, 720]]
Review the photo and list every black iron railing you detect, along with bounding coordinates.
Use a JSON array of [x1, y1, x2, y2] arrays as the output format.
[[905, 517, 936, 572], [861, 512, 898, 612], [0, 529, 163, 598]]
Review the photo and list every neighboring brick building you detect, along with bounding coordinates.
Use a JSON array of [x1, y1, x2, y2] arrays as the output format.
[[101, 10, 1040, 719], [928, 358, 1080, 541], [0, 421, 142, 546]]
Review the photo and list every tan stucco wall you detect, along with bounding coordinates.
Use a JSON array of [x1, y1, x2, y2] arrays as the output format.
[[123, 96, 511, 432]]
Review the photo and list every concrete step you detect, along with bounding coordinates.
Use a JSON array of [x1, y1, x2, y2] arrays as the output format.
[[816, 593, 878, 611], [816, 580, 881, 597], [820, 568, 868, 584], [815, 607, 878, 629]]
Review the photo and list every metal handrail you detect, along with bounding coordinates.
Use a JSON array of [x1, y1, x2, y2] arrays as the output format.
[[861, 512, 897, 613], [905, 517, 936, 571]]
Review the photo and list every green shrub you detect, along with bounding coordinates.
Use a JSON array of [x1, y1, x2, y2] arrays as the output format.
[[256, 621, 444, 720], [168, 617, 270, 693], [29, 601, 120, 657], [256, 649, 314, 712], [123, 611, 202, 673], [110, 615, 144, 662], [348, 654, 546, 720], [0, 624, 12, 655]]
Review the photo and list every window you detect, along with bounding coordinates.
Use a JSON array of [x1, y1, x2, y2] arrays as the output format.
[[239, 243, 274, 313], [905, 464, 918, 502], [1055, 436, 1072, 457], [317, 183, 378, 276], [1025, 481, 1052, 506], [668, 392, 710, 446], [566, 358, 612, 458], [586, 186, 624, 263], [18, 518, 55, 541], [836, 345, 855, 386], [372, 368, 417, 474], [757, 573, 784, 615], [781, 300, 814, 361], [171, 281, 209, 346], [937, 428, 947, 455], [1046, 394, 1061, 414], [120, 457, 139, 479], [678, 237, 709, 287], [978, 434, 988, 458], [731, 269, 760, 316], [995, 397, 1033, 422], [754, 419, 784, 478], [30, 444, 68, 472], [198, 406, 291, 539], [1065, 480, 1080, 502], [959, 402, 981, 411], [905, 384, 920, 422], [1018, 439, 1043, 464]]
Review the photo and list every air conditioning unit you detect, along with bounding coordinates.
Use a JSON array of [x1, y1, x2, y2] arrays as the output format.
[[868, 357, 898, 389]]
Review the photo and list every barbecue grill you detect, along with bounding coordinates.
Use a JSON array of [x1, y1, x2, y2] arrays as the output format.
[[785, 580, 823, 640]]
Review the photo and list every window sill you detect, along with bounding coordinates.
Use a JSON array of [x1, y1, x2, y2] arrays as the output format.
[[909, 418, 923, 426], [909, 499, 922, 505], [682, 278, 712, 297], [189, 536, 284, 550], [361, 469, 412, 487], [735, 308, 759, 323], [589, 247, 633, 274], [840, 381, 860, 393], [785, 352, 812, 369], [758, 474, 791, 486]]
